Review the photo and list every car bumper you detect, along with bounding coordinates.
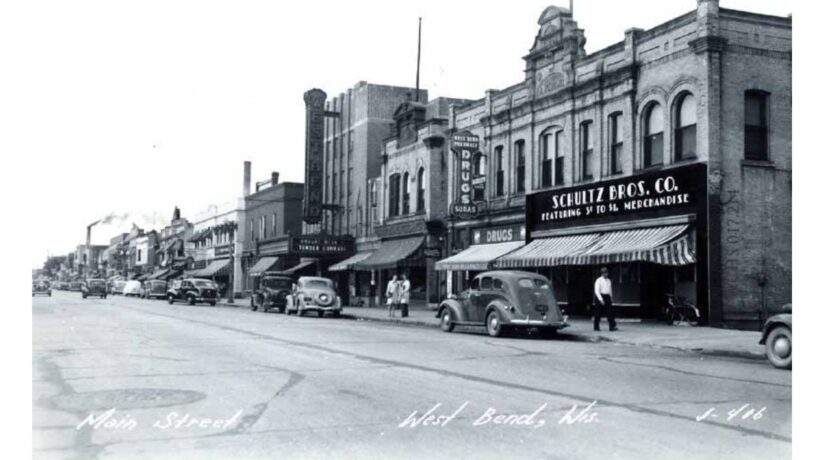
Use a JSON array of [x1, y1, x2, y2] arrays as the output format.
[[300, 304, 341, 312], [507, 318, 569, 329]]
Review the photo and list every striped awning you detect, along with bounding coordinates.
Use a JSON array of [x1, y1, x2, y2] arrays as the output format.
[[147, 268, 170, 280], [197, 258, 232, 278], [435, 241, 525, 272], [495, 225, 694, 268], [329, 252, 373, 272], [248, 257, 279, 277]]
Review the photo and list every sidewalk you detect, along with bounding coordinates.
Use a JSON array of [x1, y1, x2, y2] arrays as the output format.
[[342, 304, 766, 361], [216, 298, 765, 361]]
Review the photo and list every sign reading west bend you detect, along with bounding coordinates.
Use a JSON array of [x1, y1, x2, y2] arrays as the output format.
[[303, 89, 326, 225], [527, 163, 707, 232], [450, 131, 480, 218]]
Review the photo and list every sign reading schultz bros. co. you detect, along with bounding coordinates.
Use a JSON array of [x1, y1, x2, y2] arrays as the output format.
[[527, 163, 708, 232]]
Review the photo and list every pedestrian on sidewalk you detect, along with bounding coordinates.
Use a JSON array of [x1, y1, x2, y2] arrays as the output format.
[[386, 274, 400, 317], [594, 267, 618, 332], [399, 273, 410, 318]]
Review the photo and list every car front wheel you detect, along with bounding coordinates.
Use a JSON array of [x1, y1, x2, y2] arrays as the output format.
[[439, 308, 455, 332], [765, 325, 792, 369], [486, 310, 504, 338], [168, 294, 174, 305]]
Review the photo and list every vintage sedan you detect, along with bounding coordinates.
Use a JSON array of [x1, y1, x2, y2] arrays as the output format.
[[123, 280, 142, 297], [167, 278, 218, 306], [81, 279, 108, 299], [32, 281, 51, 297], [109, 280, 126, 295], [436, 271, 568, 337], [251, 272, 295, 313], [285, 276, 342, 317], [760, 303, 792, 369], [141, 280, 168, 299]]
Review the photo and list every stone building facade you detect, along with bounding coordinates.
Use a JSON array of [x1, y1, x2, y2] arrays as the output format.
[[442, 0, 791, 329]]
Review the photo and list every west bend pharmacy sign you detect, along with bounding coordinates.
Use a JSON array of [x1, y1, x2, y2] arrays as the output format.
[[527, 163, 707, 232], [450, 131, 480, 218]]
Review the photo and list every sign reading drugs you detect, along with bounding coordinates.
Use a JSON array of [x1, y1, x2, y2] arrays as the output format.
[[450, 131, 480, 218], [303, 89, 326, 224], [527, 163, 707, 232]]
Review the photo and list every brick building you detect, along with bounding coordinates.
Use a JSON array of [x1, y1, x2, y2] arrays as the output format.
[[331, 97, 471, 306], [437, 0, 790, 329], [241, 167, 305, 292]]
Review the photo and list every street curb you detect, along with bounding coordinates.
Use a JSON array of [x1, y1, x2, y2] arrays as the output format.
[[343, 311, 766, 361]]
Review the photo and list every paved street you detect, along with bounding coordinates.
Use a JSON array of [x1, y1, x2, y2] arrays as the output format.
[[33, 291, 791, 460]]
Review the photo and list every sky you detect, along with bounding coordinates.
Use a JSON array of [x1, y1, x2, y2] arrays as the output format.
[[30, 0, 794, 268]]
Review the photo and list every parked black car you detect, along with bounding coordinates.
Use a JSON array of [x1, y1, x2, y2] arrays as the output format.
[[760, 303, 792, 370], [251, 272, 294, 313], [82, 279, 108, 299], [167, 278, 218, 306], [436, 270, 568, 337], [141, 280, 168, 299]]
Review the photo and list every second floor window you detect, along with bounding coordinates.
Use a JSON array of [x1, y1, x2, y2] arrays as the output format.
[[745, 90, 769, 161], [643, 102, 664, 168], [580, 121, 593, 180], [540, 128, 564, 187], [271, 213, 277, 237], [495, 146, 505, 197], [402, 172, 410, 215], [609, 113, 623, 175], [388, 174, 400, 217], [675, 93, 697, 161], [515, 140, 526, 194], [416, 167, 426, 212], [473, 153, 486, 202]]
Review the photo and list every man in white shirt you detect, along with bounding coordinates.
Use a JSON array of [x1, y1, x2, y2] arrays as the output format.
[[593, 267, 618, 331]]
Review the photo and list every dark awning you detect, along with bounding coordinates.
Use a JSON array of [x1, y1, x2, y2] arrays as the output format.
[[147, 268, 170, 280], [248, 257, 279, 277], [435, 241, 524, 272], [495, 225, 694, 268], [197, 258, 232, 278], [328, 252, 373, 272], [283, 259, 316, 274], [352, 236, 424, 271]]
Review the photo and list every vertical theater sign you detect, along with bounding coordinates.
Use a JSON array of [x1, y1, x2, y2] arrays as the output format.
[[303, 89, 326, 225], [450, 131, 481, 219]]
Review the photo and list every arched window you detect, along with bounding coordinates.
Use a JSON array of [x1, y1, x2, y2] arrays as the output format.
[[674, 93, 697, 161], [494, 146, 505, 197], [540, 128, 563, 187], [515, 140, 526, 193], [416, 167, 426, 212], [580, 121, 594, 179], [609, 112, 623, 175], [472, 153, 486, 201], [643, 102, 664, 167], [388, 173, 400, 217], [402, 172, 410, 215]]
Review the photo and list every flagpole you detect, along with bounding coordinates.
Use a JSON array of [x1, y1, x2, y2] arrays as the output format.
[[415, 17, 422, 102]]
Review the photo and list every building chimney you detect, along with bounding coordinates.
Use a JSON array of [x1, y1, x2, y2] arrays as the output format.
[[271, 172, 279, 186], [243, 161, 252, 196]]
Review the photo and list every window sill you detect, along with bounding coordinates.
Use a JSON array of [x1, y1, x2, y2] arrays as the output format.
[[741, 159, 775, 169]]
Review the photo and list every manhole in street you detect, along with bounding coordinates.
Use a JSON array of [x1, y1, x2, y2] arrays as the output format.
[[52, 388, 207, 412]]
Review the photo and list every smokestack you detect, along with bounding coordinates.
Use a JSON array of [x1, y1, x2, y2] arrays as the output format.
[[243, 161, 251, 196], [271, 172, 279, 186]]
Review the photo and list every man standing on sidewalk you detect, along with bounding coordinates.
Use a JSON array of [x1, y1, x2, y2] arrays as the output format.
[[594, 267, 618, 332], [399, 273, 410, 318]]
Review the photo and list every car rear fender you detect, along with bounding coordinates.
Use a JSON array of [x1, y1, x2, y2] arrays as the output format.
[[485, 300, 510, 321], [760, 314, 792, 344], [437, 300, 466, 322]]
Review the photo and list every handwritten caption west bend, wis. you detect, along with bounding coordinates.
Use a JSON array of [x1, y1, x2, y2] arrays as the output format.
[[398, 401, 599, 429]]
